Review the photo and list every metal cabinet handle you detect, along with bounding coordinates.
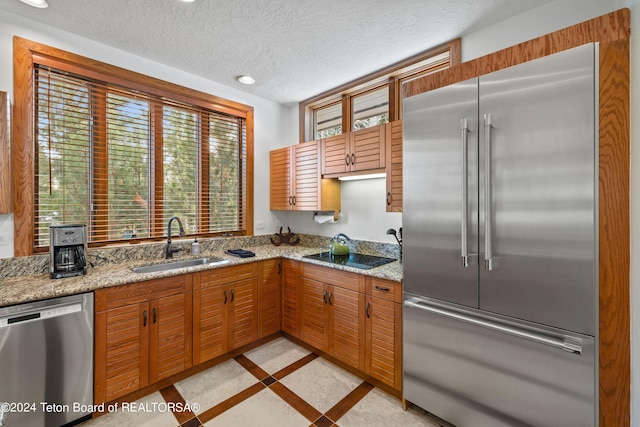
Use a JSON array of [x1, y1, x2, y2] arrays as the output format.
[[484, 114, 494, 271], [323, 290, 328, 304], [461, 118, 470, 268], [365, 302, 371, 318], [224, 290, 228, 304], [386, 192, 391, 206], [278, 262, 282, 275], [288, 196, 292, 206], [375, 285, 390, 292], [292, 196, 296, 206], [351, 153, 355, 165], [143, 310, 147, 327], [404, 298, 582, 355], [328, 292, 333, 306], [231, 289, 235, 303], [345, 154, 350, 166], [153, 307, 157, 324]]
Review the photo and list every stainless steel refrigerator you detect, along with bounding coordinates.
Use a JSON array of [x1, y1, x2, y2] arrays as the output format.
[[402, 43, 597, 427]]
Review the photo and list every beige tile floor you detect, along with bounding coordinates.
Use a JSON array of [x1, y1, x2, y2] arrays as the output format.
[[80, 337, 444, 427]]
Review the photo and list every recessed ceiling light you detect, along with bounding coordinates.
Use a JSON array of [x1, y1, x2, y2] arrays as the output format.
[[237, 75, 256, 85], [19, 0, 48, 8]]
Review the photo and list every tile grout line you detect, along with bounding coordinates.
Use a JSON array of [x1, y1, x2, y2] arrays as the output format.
[[165, 346, 371, 426]]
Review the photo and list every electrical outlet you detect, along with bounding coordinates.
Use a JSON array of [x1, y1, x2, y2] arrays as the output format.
[[0, 233, 9, 246], [255, 221, 265, 229]]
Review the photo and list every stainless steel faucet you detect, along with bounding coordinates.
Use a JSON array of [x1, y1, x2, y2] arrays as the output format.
[[166, 216, 185, 259]]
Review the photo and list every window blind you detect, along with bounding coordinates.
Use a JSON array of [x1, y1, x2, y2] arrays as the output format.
[[34, 65, 246, 248]]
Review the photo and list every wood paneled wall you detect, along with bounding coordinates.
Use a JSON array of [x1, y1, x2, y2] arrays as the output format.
[[403, 9, 631, 427]]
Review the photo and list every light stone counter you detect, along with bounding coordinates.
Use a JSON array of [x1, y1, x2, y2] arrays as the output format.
[[0, 242, 402, 308]]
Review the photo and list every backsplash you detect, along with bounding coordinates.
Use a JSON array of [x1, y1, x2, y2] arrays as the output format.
[[0, 234, 400, 280]]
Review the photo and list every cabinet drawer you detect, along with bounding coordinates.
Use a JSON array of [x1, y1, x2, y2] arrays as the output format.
[[367, 278, 401, 303], [95, 275, 192, 311], [196, 263, 258, 289], [300, 263, 364, 293]]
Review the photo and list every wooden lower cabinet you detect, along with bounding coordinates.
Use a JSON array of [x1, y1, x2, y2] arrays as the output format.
[[257, 259, 281, 338], [282, 259, 301, 338], [300, 263, 366, 372], [94, 275, 193, 404], [94, 257, 402, 405], [193, 263, 258, 365], [365, 277, 402, 390]]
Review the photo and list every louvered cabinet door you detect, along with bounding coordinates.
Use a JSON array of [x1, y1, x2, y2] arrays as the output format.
[[149, 292, 193, 383], [330, 285, 365, 371], [322, 133, 349, 175], [229, 278, 258, 350], [350, 125, 386, 172], [270, 146, 292, 210], [367, 296, 402, 390], [258, 259, 281, 339], [282, 259, 301, 338], [301, 277, 328, 352], [96, 302, 149, 403], [385, 120, 403, 212], [292, 140, 320, 210], [193, 284, 229, 364]]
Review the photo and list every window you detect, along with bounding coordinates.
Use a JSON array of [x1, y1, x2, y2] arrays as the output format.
[[13, 37, 253, 255], [314, 102, 342, 139], [301, 39, 460, 142], [351, 86, 388, 131]]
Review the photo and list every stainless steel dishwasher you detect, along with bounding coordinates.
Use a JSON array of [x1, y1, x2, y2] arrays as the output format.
[[0, 293, 93, 427]]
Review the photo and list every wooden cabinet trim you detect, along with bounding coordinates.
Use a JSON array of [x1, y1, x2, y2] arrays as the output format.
[[300, 262, 364, 293], [0, 92, 10, 214]]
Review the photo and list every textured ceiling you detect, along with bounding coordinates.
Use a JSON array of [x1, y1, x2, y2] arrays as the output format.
[[1, 0, 553, 105]]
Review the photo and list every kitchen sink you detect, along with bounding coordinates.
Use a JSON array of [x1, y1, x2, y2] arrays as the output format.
[[131, 257, 228, 274]]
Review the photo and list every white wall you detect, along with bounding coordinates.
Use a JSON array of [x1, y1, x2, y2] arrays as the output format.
[[0, 10, 288, 258]]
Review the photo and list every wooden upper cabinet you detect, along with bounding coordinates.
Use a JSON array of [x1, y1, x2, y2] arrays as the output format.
[[322, 134, 349, 175], [0, 92, 10, 214], [385, 121, 403, 212], [269, 140, 341, 213], [270, 147, 291, 211], [322, 124, 386, 178]]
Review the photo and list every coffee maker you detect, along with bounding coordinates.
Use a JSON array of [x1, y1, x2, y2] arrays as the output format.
[[50, 224, 87, 279]]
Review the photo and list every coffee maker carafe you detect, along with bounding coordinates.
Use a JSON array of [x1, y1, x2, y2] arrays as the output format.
[[50, 224, 87, 279]]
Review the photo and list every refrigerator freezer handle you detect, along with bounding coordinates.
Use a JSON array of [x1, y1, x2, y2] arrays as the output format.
[[484, 113, 494, 271], [461, 118, 470, 268], [404, 297, 583, 355]]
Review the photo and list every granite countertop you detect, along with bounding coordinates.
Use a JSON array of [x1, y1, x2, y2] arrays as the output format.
[[0, 244, 403, 308]]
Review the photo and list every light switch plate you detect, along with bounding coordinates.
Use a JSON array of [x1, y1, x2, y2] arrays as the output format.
[[0, 232, 10, 246]]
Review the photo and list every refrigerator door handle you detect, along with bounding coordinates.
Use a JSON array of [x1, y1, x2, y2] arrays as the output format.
[[460, 118, 470, 268], [483, 113, 494, 271], [404, 297, 583, 355]]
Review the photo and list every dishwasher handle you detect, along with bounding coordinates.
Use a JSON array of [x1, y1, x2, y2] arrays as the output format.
[[0, 301, 83, 328], [404, 297, 583, 355]]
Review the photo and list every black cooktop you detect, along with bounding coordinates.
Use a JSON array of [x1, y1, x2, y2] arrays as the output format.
[[303, 252, 396, 270]]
